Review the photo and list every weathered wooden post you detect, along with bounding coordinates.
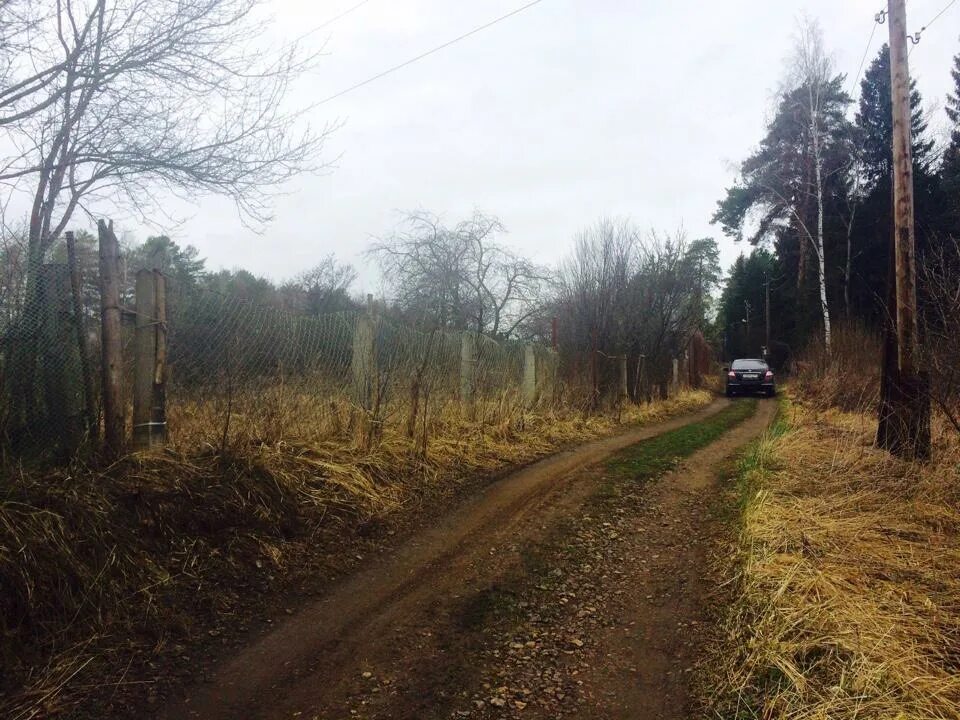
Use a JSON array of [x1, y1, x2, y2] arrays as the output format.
[[590, 327, 599, 411], [98, 220, 124, 458], [633, 354, 648, 403], [672, 357, 680, 396], [546, 348, 560, 405], [38, 263, 83, 456], [460, 331, 477, 420], [523, 343, 537, 407], [133, 269, 168, 449], [619, 355, 629, 404], [65, 231, 98, 442]]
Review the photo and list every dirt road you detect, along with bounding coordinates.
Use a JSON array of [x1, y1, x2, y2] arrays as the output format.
[[160, 398, 775, 720]]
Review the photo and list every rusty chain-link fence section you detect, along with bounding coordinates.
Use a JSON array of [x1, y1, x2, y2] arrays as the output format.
[[162, 284, 561, 453]]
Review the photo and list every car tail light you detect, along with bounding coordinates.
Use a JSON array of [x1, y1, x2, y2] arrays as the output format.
[[765, 370, 774, 378], [728, 371, 736, 378]]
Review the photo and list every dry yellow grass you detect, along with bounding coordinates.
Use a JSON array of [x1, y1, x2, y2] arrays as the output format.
[[708, 396, 960, 719], [1, 387, 713, 718]]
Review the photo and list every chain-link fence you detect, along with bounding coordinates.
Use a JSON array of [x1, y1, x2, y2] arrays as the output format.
[[1, 232, 706, 467], [162, 283, 559, 452], [1, 259, 100, 464]]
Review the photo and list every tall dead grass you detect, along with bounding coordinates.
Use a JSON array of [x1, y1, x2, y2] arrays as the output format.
[[708, 397, 960, 719], [793, 322, 882, 411], [0, 388, 712, 718]]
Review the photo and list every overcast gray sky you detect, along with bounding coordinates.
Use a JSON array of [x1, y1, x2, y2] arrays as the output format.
[[132, 0, 960, 292]]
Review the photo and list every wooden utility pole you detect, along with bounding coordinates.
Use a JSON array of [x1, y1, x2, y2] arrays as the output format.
[[764, 274, 771, 359], [889, 0, 919, 374], [98, 220, 124, 458], [877, 0, 930, 460]]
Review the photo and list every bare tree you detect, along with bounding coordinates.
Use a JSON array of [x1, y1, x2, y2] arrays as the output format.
[[552, 219, 713, 403], [368, 211, 547, 337], [286, 255, 358, 316], [0, 0, 330, 271], [0, 221, 29, 327]]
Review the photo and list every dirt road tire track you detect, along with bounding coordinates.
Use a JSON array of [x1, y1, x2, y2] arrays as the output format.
[[160, 398, 746, 720]]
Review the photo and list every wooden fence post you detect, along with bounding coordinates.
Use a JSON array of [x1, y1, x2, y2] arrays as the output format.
[[672, 357, 679, 395], [619, 355, 628, 404], [590, 327, 599, 411], [523, 343, 537, 407], [546, 348, 560, 405], [133, 269, 168, 449], [98, 220, 124, 458], [460, 331, 476, 420], [65, 231, 98, 442]]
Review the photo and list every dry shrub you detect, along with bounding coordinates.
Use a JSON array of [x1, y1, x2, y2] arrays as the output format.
[[793, 322, 881, 411], [0, 387, 712, 718], [708, 397, 960, 719]]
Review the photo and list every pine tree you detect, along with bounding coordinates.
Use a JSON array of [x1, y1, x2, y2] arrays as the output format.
[[855, 44, 935, 188], [942, 44, 960, 213], [945, 46, 960, 159]]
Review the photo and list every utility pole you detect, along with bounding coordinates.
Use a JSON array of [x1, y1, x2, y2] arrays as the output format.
[[878, 0, 930, 460], [764, 273, 771, 359], [744, 300, 751, 353], [888, 0, 919, 375]]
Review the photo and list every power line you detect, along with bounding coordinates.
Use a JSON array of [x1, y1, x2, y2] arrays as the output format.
[[285, 0, 376, 49], [311, 0, 546, 107], [908, 0, 958, 55], [918, 0, 958, 33], [849, 11, 883, 97]]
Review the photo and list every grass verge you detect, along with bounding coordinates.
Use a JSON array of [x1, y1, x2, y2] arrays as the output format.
[[704, 394, 960, 720]]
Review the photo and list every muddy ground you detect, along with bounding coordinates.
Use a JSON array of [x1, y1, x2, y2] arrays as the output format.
[[154, 398, 775, 720]]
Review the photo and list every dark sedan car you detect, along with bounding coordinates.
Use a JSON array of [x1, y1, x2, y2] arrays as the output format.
[[725, 359, 776, 397]]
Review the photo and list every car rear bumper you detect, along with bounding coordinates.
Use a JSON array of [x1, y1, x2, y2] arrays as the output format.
[[727, 381, 775, 392]]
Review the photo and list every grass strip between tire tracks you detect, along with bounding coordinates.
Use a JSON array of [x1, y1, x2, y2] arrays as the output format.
[[604, 398, 759, 484], [451, 397, 760, 704]]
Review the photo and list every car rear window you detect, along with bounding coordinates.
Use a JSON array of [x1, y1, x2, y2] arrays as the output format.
[[732, 360, 767, 371]]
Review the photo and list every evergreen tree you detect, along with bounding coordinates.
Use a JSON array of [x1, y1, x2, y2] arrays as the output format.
[[943, 43, 960, 225], [717, 249, 778, 361], [127, 236, 207, 291], [850, 44, 944, 325], [855, 44, 935, 187]]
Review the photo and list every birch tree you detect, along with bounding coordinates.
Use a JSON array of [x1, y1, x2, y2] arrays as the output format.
[[788, 18, 838, 354]]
